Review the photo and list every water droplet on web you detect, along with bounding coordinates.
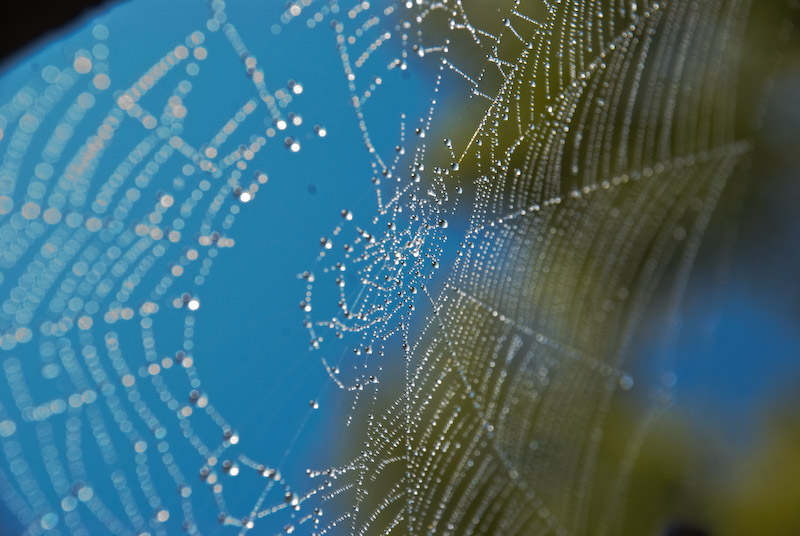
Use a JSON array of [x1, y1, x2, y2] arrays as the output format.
[[285, 137, 301, 152], [288, 79, 303, 94], [619, 375, 634, 390]]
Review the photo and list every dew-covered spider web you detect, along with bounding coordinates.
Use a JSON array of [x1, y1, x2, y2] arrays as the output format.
[[0, 0, 790, 535]]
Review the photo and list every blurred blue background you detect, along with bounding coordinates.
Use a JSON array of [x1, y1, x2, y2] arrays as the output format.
[[0, 1, 446, 532]]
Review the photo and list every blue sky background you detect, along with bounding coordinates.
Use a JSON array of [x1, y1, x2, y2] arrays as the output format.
[[0, 1, 445, 532]]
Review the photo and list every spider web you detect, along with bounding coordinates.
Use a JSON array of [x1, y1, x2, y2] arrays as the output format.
[[0, 0, 780, 535]]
